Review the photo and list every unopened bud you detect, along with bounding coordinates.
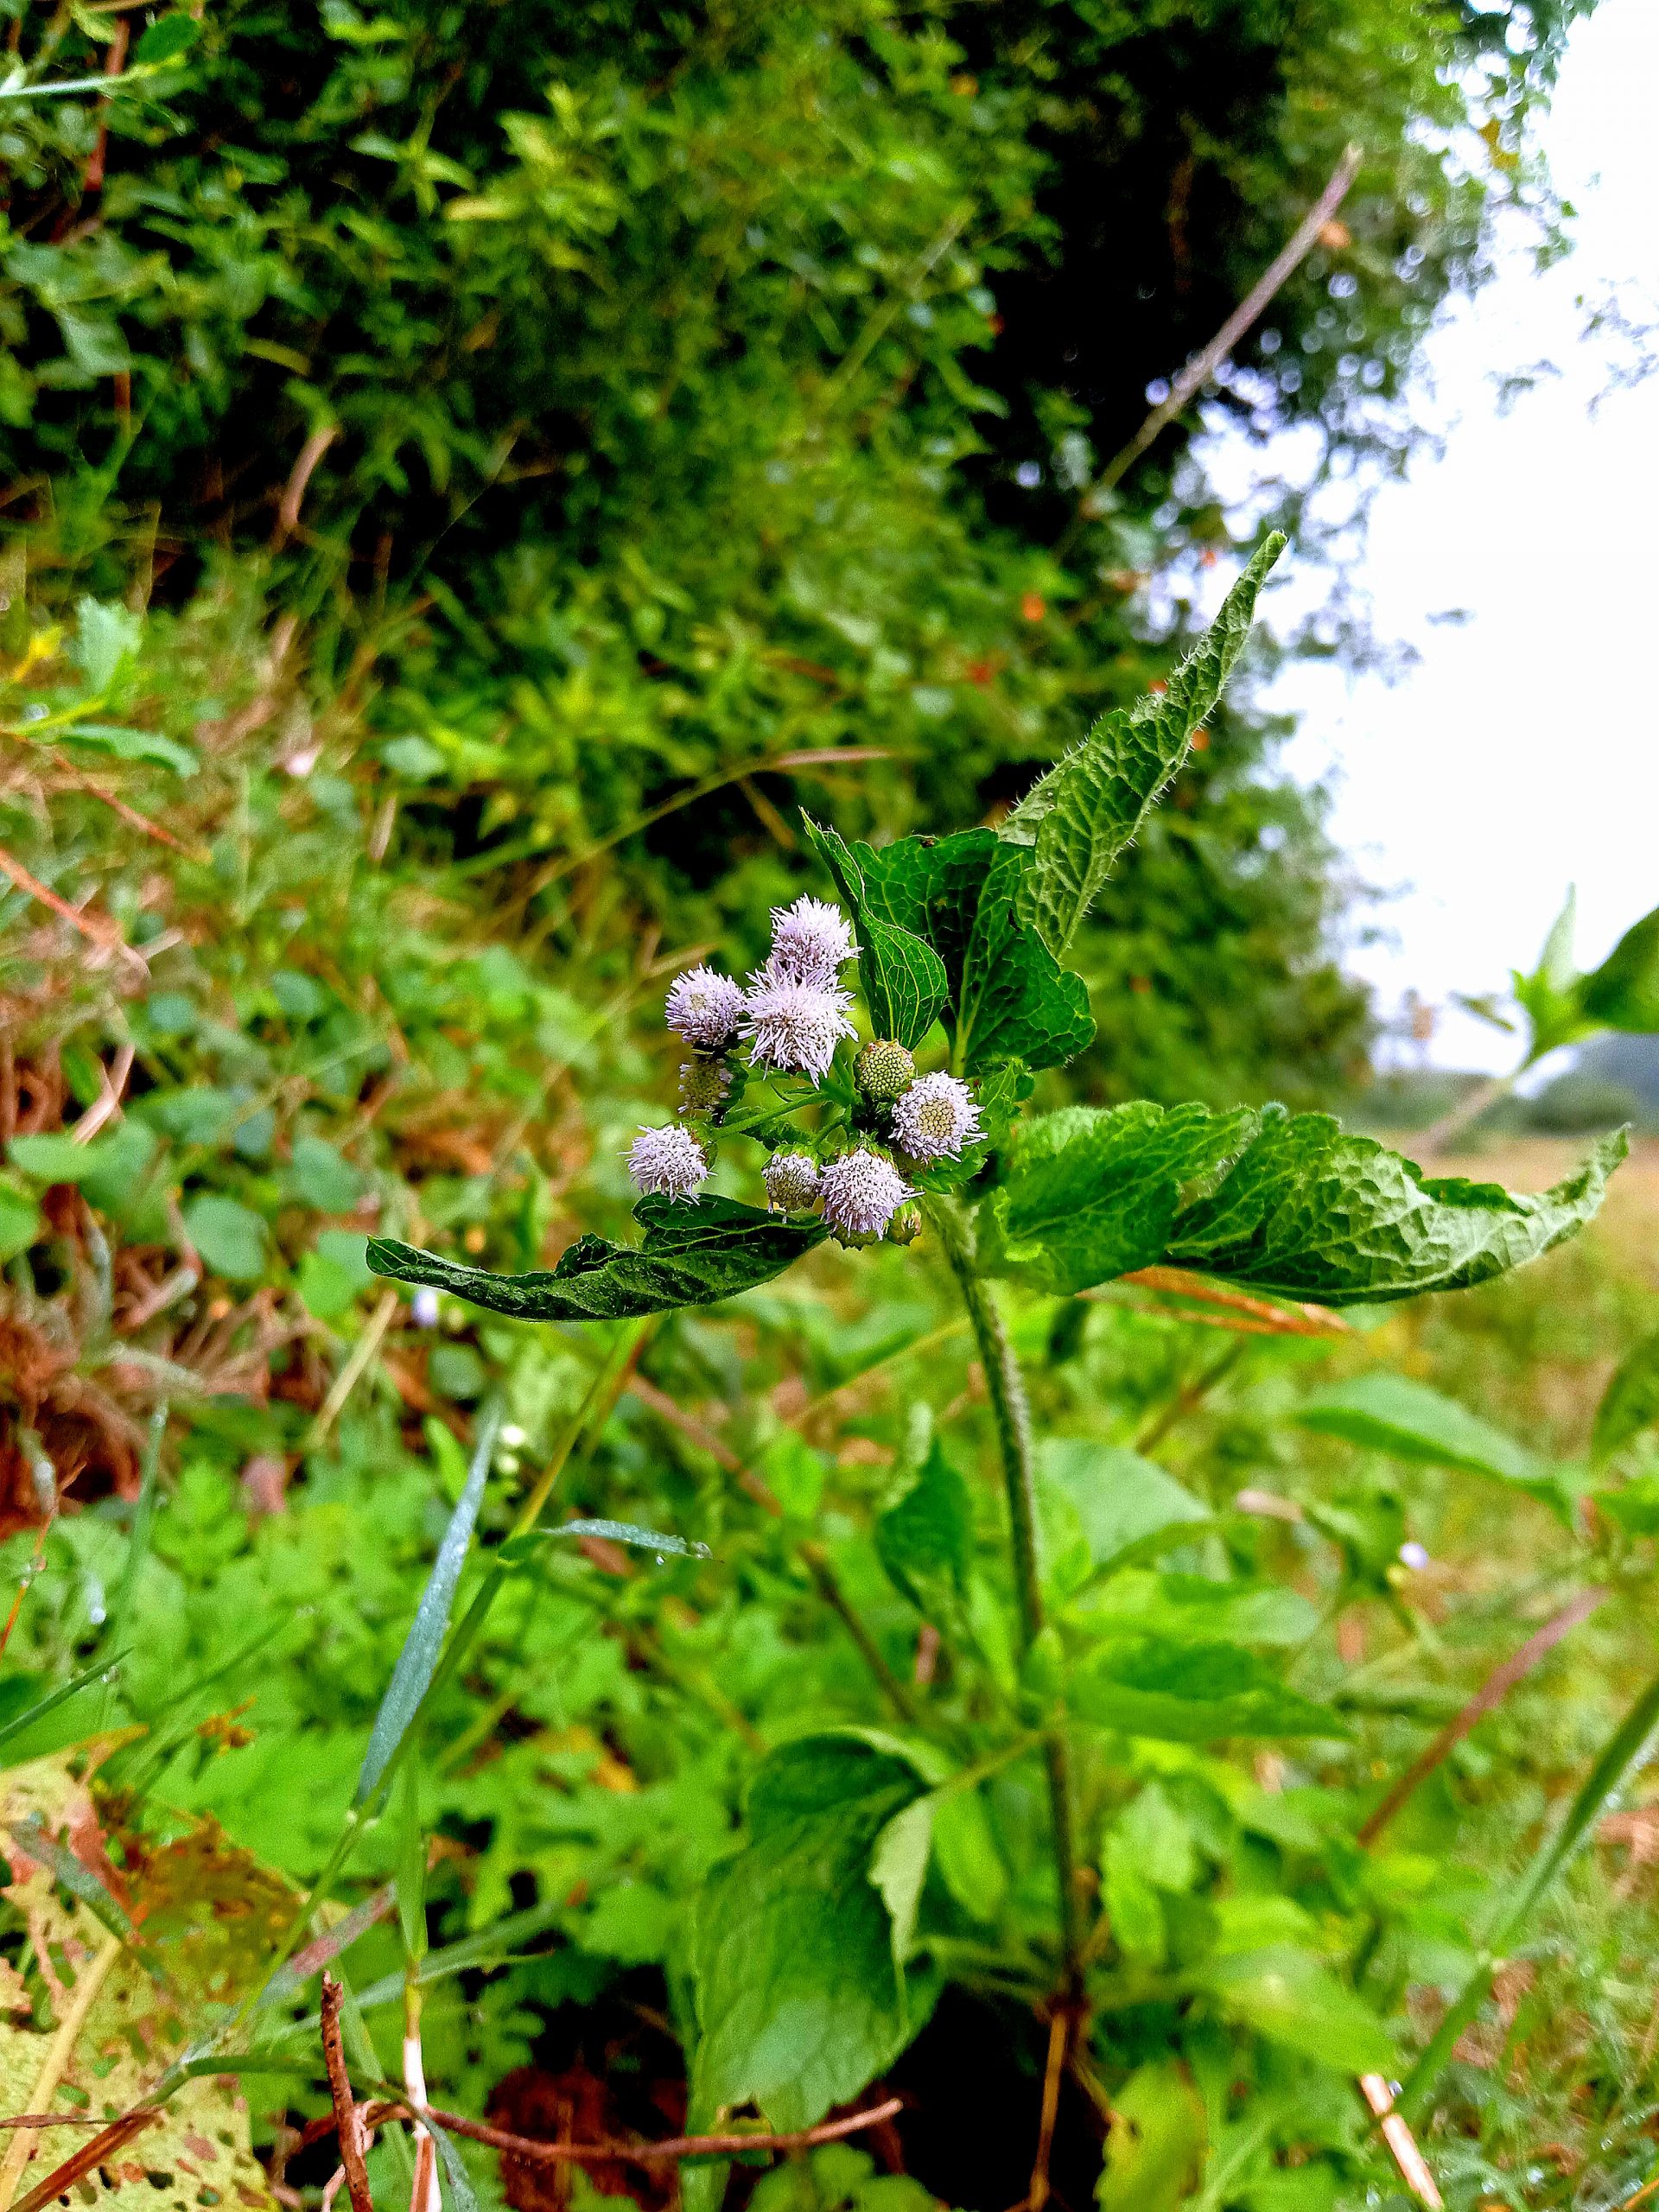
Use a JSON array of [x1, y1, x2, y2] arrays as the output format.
[[855, 1039, 915, 1102], [887, 1203, 923, 1247], [677, 1057, 732, 1117]]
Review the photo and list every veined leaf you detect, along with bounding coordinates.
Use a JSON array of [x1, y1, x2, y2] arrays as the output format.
[[1201, 1946, 1392, 2074], [953, 842, 1096, 1074], [875, 1440, 974, 1616], [690, 1733, 931, 2132], [355, 1404, 500, 1807], [981, 1101, 1623, 1305], [368, 1196, 824, 1321], [1071, 1637, 1346, 1742], [800, 815, 946, 1048], [1003, 534, 1285, 959], [1095, 2060, 1206, 2212], [1593, 1329, 1659, 1464], [1297, 1372, 1535, 1484]]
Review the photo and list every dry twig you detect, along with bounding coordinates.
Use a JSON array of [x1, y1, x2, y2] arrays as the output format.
[[321, 1974, 375, 2212]]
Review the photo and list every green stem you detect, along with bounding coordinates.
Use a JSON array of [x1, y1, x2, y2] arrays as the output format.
[[932, 1200, 1084, 1997]]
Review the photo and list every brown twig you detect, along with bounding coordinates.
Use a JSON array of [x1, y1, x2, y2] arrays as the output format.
[[0, 2119, 105, 2133], [1135, 1344, 1244, 1456], [1025, 2008, 1070, 2212], [0, 840, 127, 953], [322, 2093, 906, 2168], [10, 2112, 161, 2212], [625, 1372, 784, 1516], [321, 1974, 375, 2212], [60, 772, 200, 855], [799, 1541, 923, 1727], [1111, 1268, 1351, 1338], [1071, 143, 1363, 518], [270, 425, 340, 551], [1358, 1588, 1608, 1847], [1357, 2074, 1443, 2209]]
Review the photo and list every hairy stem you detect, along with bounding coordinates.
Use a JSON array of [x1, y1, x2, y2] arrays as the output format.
[[933, 1201, 1084, 1995]]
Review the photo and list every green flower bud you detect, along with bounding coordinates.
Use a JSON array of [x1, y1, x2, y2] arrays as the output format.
[[887, 1202, 923, 1247], [677, 1057, 732, 1117], [855, 1039, 915, 1102]]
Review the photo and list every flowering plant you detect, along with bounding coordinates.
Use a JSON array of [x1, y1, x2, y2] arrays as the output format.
[[366, 534, 1624, 2170]]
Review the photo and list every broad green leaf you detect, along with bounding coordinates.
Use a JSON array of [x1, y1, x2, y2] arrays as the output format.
[[1594, 1475, 1659, 1535], [1297, 1371, 1535, 1483], [800, 815, 946, 1048], [1580, 900, 1659, 1033], [1007, 534, 1285, 959], [368, 1195, 825, 1320], [183, 1192, 269, 1282], [869, 1794, 932, 1968], [72, 595, 143, 690], [953, 842, 1096, 1074], [1078, 1570, 1316, 1647], [1095, 2060, 1207, 2212], [1039, 1440, 1207, 1568], [1072, 1637, 1346, 1742], [64, 721, 199, 774], [690, 1734, 931, 2131], [1592, 1329, 1659, 1465], [133, 12, 200, 66], [10, 1129, 106, 1181], [1102, 1833, 1166, 1964], [853, 827, 1002, 1004], [288, 1133, 365, 1211], [0, 1175, 40, 1261], [1201, 1947, 1392, 2073], [1116, 1780, 1198, 1892], [356, 1406, 500, 1807], [875, 1440, 974, 1614], [930, 1787, 1007, 1923], [982, 1101, 1623, 1305], [0, 1652, 123, 1760]]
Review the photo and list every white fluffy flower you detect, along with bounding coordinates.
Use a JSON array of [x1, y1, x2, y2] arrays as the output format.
[[741, 975, 855, 1080], [767, 895, 857, 985], [626, 1122, 708, 1202], [664, 965, 746, 1049], [764, 1151, 822, 1212], [892, 1071, 983, 1162], [819, 1149, 913, 1238]]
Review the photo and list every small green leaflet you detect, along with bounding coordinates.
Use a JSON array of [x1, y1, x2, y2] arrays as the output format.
[[1071, 1637, 1346, 1742], [1200, 1947, 1393, 2074], [1592, 1328, 1659, 1464], [368, 1196, 825, 1321], [690, 1733, 931, 2132], [800, 815, 946, 1048], [980, 1101, 1623, 1304], [1578, 899, 1659, 1033], [498, 1517, 711, 1566], [875, 1440, 974, 1617], [1095, 2061, 1207, 2212], [1002, 533, 1285, 959], [1297, 1372, 1535, 1484]]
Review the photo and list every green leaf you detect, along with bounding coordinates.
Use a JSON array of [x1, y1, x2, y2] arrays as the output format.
[[1512, 887, 1590, 1062], [1007, 534, 1285, 959], [1201, 1947, 1393, 2074], [1579, 900, 1659, 1033], [64, 721, 198, 774], [1095, 2061, 1207, 2212], [288, 1134, 365, 1212], [953, 843, 1096, 1074], [1297, 1371, 1535, 1484], [690, 1734, 931, 2131], [875, 1440, 973, 1614], [0, 1651, 123, 1761], [10, 1130, 105, 1182], [1101, 1832, 1166, 1964], [1039, 1440, 1207, 1569], [869, 1795, 933, 1969], [0, 1174, 41, 1261], [183, 1193, 269, 1282], [799, 815, 946, 1048], [368, 1195, 825, 1321], [930, 1788, 1007, 1923], [356, 1406, 500, 1807], [71, 596, 143, 691], [1593, 1330, 1659, 1464], [1071, 1637, 1346, 1743], [1079, 1570, 1317, 1647], [499, 1516, 711, 1564], [1592, 1477, 1659, 1536], [981, 1101, 1624, 1305], [133, 14, 200, 67]]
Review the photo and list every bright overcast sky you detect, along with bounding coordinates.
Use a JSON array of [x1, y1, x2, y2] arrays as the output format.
[[1206, 0, 1659, 1074]]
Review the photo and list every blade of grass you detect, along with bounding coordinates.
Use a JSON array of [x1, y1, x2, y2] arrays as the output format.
[[1398, 1661, 1659, 2121], [0, 1650, 126, 1760]]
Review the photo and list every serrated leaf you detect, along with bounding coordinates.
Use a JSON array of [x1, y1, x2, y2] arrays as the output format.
[[1006, 534, 1284, 959], [981, 1102, 1623, 1305], [1593, 1330, 1659, 1464], [875, 1440, 974, 1615], [1580, 900, 1659, 1033], [1095, 2061, 1206, 2212], [1071, 1637, 1346, 1742], [369, 1195, 825, 1321], [800, 815, 946, 1048], [954, 842, 1096, 1074], [690, 1734, 931, 2132], [1201, 1947, 1392, 2074], [1297, 1371, 1535, 1483]]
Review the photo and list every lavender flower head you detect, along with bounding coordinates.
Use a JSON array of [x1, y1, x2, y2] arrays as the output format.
[[626, 1122, 709, 1203], [741, 974, 855, 1080], [664, 964, 746, 1049], [892, 1071, 982, 1163], [763, 1151, 822, 1213], [766, 895, 856, 985], [819, 1149, 913, 1239]]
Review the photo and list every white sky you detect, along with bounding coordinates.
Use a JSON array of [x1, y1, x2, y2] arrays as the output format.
[[1205, 0, 1659, 1074]]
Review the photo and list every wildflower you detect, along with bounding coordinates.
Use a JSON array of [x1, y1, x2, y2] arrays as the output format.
[[677, 1058, 732, 1116], [1397, 1541, 1431, 1572], [767, 895, 856, 985], [664, 965, 746, 1049], [855, 1039, 915, 1101], [892, 1071, 982, 1162], [819, 1148, 913, 1240], [764, 1151, 822, 1213], [411, 1287, 441, 1327], [741, 974, 855, 1080], [626, 1122, 709, 1202]]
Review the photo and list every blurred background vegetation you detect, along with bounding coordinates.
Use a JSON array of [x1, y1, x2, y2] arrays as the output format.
[[12, 3, 1659, 2207]]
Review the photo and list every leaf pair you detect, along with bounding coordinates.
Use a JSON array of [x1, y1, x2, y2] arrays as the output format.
[[1512, 884, 1659, 1063], [979, 1100, 1624, 1306]]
